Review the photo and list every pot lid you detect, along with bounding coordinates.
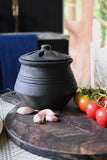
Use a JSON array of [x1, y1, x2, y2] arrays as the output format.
[[19, 44, 72, 64]]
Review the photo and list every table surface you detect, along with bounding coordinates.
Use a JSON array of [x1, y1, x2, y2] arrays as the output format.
[[0, 97, 50, 160], [1, 92, 107, 160]]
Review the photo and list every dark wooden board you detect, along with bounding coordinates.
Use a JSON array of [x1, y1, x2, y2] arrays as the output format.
[[4, 99, 107, 160]]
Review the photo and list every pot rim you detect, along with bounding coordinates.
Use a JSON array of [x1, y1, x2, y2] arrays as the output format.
[[19, 58, 73, 66], [19, 44, 73, 65]]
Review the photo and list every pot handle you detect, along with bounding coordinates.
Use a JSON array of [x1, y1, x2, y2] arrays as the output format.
[[41, 44, 51, 50]]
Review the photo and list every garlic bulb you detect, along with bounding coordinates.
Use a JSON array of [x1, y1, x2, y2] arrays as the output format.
[[38, 109, 55, 116], [46, 115, 58, 122], [33, 114, 45, 123], [17, 107, 38, 115]]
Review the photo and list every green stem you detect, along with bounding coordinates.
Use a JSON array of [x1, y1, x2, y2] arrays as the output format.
[[104, 104, 107, 108]]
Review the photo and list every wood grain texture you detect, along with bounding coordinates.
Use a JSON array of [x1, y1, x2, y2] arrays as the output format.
[[4, 99, 107, 160]]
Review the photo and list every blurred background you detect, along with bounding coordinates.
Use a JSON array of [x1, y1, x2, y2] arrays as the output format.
[[0, 0, 63, 33], [0, 0, 107, 90], [64, 0, 107, 48], [64, 0, 107, 87]]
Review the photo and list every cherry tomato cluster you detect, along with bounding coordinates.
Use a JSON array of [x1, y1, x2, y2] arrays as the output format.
[[74, 87, 107, 127]]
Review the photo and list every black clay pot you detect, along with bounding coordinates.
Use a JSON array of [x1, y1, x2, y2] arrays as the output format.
[[14, 44, 78, 110]]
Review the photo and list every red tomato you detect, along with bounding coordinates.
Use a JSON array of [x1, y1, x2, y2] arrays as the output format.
[[74, 91, 84, 105], [78, 95, 91, 112], [86, 101, 101, 119], [101, 97, 107, 107], [96, 108, 107, 127]]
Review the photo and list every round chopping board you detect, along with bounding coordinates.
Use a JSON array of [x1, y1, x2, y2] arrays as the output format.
[[5, 100, 107, 160]]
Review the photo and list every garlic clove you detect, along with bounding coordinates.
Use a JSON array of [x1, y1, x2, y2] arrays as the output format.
[[38, 109, 55, 116], [17, 107, 38, 115], [33, 114, 45, 124], [46, 115, 58, 122]]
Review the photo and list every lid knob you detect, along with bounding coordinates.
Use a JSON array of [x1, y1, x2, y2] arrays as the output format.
[[19, 44, 73, 64], [41, 44, 51, 50]]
